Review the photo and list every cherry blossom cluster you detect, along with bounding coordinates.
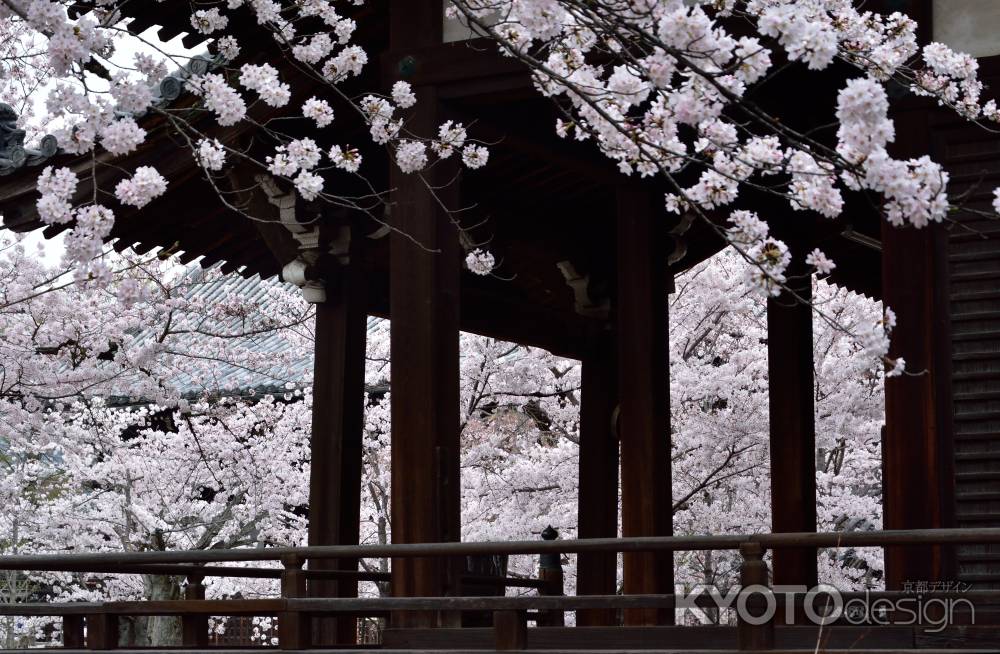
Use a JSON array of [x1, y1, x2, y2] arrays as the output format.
[[6, 0, 496, 298], [836, 77, 948, 228], [266, 138, 324, 199], [196, 138, 227, 171], [354, 89, 490, 175], [239, 63, 291, 107], [726, 210, 789, 297], [448, 2, 993, 231], [465, 248, 496, 275], [443, 0, 1000, 373], [187, 73, 248, 126], [113, 166, 167, 209], [302, 97, 335, 127], [35, 165, 77, 225], [859, 308, 905, 377], [36, 165, 118, 280]]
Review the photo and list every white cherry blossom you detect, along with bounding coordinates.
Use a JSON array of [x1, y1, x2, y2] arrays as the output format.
[[114, 166, 168, 208]]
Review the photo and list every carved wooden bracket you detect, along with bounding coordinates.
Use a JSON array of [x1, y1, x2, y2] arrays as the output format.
[[557, 261, 610, 319], [257, 175, 349, 303], [668, 212, 694, 266]]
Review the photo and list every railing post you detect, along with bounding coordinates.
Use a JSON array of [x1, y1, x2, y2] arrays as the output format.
[[182, 573, 209, 647], [737, 543, 775, 651], [537, 526, 565, 627], [493, 610, 527, 650], [279, 555, 311, 649], [86, 612, 118, 651], [63, 615, 85, 648]]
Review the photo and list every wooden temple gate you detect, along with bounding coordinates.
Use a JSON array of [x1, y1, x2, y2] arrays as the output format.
[[1, 0, 1000, 651]]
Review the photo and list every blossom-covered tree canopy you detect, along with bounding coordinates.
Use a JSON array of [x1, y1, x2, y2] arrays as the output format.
[[0, 243, 886, 645], [0, 0, 995, 366]]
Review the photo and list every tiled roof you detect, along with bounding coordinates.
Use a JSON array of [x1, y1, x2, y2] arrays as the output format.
[[0, 104, 59, 176], [117, 264, 384, 402]]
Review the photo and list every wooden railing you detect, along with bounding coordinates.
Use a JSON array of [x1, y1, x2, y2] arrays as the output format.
[[1, 527, 1000, 651]]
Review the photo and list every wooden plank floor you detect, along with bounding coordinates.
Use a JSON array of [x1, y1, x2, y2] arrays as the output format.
[[1, 625, 997, 652], [1, 650, 998, 654], [386, 625, 912, 649], [382, 625, 1000, 651]]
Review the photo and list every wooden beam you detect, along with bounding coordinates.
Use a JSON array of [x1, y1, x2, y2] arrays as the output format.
[[380, 39, 530, 101], [767, 260, 818, 592], [308, 237, 368, 646], [881, 219, 956, 589], [452, 116, 620, 185], [616, 187, 673, 626], [359, 268, 596, 359], [577, 330, 620, 627], [388, 0, 462, 629], [63, 615, 85, 648]]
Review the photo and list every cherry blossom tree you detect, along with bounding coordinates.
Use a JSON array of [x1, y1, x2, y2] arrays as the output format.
[[0, 16, 51, 135], [669, 250, 885, 612], [0, 240, 888, 644], [44, 396, 311, 645], [0, 241, 314, 646]]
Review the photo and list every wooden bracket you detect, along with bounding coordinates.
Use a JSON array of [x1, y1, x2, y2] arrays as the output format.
[[257, 174, 350, 303], [557, 261, 610, 319]]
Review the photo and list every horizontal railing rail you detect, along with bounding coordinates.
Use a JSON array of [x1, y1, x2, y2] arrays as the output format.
[[0, 528, 997, 651], [2, 527, 998, 569], [3, 590, 1000, 617], [11, 562, 545, 589]]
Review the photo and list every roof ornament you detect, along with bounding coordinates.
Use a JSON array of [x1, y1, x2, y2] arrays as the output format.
[[158, 76, 185, 103], [0, 54, 224, 179], [187, 55, 215, 77], [0, 103, 58, 176], [151, 54, 221, 109]]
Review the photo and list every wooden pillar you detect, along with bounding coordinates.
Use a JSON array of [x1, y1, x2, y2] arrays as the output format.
[[86, 613, 118, 650], [388, 0, 462, 627], [737, 543, 775, 650], [63, 615, 85, 648], [616, 186, 673, 625], [307, 243, 367, 645], [493, 610, 527, 650], [279, 555, 310, 649], [881, 220, 955, 589], [577, 331, 619, 626], [181, 574, 209, 647], [767, 260, 818, 591]]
